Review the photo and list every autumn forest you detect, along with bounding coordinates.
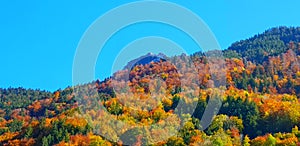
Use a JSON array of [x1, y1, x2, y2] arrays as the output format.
[[1, 26, 300, 145]]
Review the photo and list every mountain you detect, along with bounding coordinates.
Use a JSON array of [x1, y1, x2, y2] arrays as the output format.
[[223, 26, 300, 62], [0, 26, 300, 145]]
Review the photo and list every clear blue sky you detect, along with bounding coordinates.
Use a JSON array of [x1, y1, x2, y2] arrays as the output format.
[[1, 0, 300, 91]]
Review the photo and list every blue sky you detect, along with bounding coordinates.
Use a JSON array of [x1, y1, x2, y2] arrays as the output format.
[[1, 0, 300, 91]]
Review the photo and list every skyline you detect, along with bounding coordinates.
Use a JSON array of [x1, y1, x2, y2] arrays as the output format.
[[1, 0, 300, 91]]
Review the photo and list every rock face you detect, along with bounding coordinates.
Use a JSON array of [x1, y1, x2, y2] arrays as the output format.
[[124, 53, 167, 70]]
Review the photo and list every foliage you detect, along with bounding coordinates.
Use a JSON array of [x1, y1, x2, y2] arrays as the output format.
[[1, 26, 300, 145]]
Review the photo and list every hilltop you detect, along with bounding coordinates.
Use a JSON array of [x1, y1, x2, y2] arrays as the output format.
[[223, 26, 300, 62]]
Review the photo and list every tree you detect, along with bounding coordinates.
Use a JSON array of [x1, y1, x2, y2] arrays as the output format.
[[179, 121, 197, 144], [207, 115, 243, 135], [219, 96, 259, 138], [243, 135, 251, 146], [166, 136, 185, 146], [25, 126, 33, 138], [42, 136, 49, 146], [212, 137, 224, 146], [264, 134, 276, 146], [6, 119, 23, 132]]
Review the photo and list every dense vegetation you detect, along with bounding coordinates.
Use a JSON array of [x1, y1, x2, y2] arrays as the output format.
[[0, 26, 300, 145], [224, 26, 300, 63]]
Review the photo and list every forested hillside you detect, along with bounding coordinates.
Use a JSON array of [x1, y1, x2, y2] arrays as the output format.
[[224, 26, 300, 62], [0, 26, 300, 145]]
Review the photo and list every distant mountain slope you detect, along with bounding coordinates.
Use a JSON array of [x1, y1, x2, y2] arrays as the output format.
[[0, 88, 52, 110], [223, 26, 300, 62], [123, 53, 167, 70]]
